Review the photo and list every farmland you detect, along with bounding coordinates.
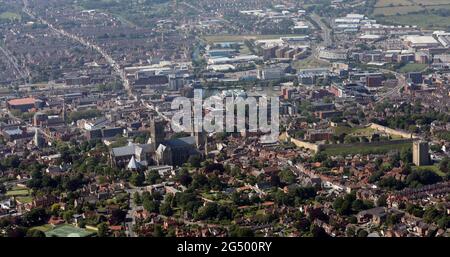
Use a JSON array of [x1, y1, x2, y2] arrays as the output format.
[[372, 0, 450, 29]]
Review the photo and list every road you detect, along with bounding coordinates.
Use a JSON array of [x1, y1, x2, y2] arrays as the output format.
[[0, 44, 29, 82], [310, 13, 332, 48], [376, 68, 407, 103], [125, 187, 145, 237]]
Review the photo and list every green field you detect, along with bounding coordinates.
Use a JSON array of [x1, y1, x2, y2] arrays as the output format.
[[373, 5, 424, 16], [375, 0, 412, 7], [333, 126, 376, 137], [45, 224, 96, 237], [322, 142, 412, 156], [373, 0, 450, 29], [398, 63, 428, 73], [6, 188, 30, 196], [16, 196, 33, 203], [31, 224, 54, 232], [293, 55, 330, 70], [0, 12, 21, 21], [378, 13, 450, 30]]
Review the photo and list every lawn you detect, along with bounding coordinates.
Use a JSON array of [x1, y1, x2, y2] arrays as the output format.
[[322, 142, 412, 156], [373, 0, 450, 29], [373, 5, 424, 16], [6, 189, 30, 196], [398, 63, 428, 73], [45, 224, 96, 237], [378, 14, 450, 30], [16, 196, 33, 204], [31, 224, 54, 232], [0, 12, 21, 21], [375, 0, 412, 7], [293, 55, 330, 70], [333, 126, 377, 137]]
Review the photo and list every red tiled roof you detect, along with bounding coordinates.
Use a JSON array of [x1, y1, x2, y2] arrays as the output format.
[[109, 225, 123, 231], [8, 97, 36, 106]]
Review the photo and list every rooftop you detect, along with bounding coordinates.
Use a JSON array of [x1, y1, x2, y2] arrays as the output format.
[[8, 97, 36, 106]]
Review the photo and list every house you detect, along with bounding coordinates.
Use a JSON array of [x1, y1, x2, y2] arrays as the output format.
[[356, 207, 387, 225], [73, 214, 85, 226], [48, 216, 65, 226]]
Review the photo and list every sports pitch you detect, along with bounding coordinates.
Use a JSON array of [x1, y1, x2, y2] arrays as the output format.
[[45, 224, 96, 237]]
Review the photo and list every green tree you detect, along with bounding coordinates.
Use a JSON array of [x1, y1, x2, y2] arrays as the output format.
[[97, 222, 108, 237], [159, 201, 173, 216], [130, 172, 145, 187], [143, 199, 159, 213], [146, 170, 161, 185]]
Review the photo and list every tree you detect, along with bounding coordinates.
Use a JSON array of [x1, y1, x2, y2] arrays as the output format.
[[346, 226, 356, 237], [26, 229, 46, 237], [97, 222, 108, 237], [439, 158, 450, 173], [296, 217, 311, 232], [377, 195, 387, 207], [63, 210, 75, 223], [357, 229, 368, 237], [50, 203, 61, 216], [351, 199, 365, 212], [310, 225, 329, 237], [143, 199, 159, 213], [146, 170, 161, 185], [229, 225, 254, 237], [196, 203, 219, 220], [133, 192, 142, 205], [109, 209, 126, 225], [178, 169, 192, 186], [279, 169, 296, 185], [153, 224, 165, 237], [23, 207, 48, 226], [188, 155, 202, 168], [159, 201, 173, 216], [400, 148, 413, 163], [130, 172, 145, 187], [0, 184, 5, 194]]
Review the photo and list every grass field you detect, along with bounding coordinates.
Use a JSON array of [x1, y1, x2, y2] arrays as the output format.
[[322, 142, 412, 156], [6, 189, 30, 196], [31, 224, 54, 232], [375, 0, 412, 7], [378, 14, 450, 30], [373, 0, 450, 29], [16, 196, 33, 203], [398, 63, 428, 73], [333, 126, 376, 137], [45, 224, 96, 237], [0, 12, 21, 21], [293, 55, 330, 70], [373, 5, 424, 16]]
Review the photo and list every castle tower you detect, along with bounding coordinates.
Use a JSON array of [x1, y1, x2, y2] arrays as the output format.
[[33, 128, 45, 148], [413, 141, 430, 166], [150, 118, 165, 149]]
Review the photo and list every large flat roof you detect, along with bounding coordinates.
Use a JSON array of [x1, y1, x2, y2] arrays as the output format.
[[8, 97, 36, 106], [405, 36, 439, 45]]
